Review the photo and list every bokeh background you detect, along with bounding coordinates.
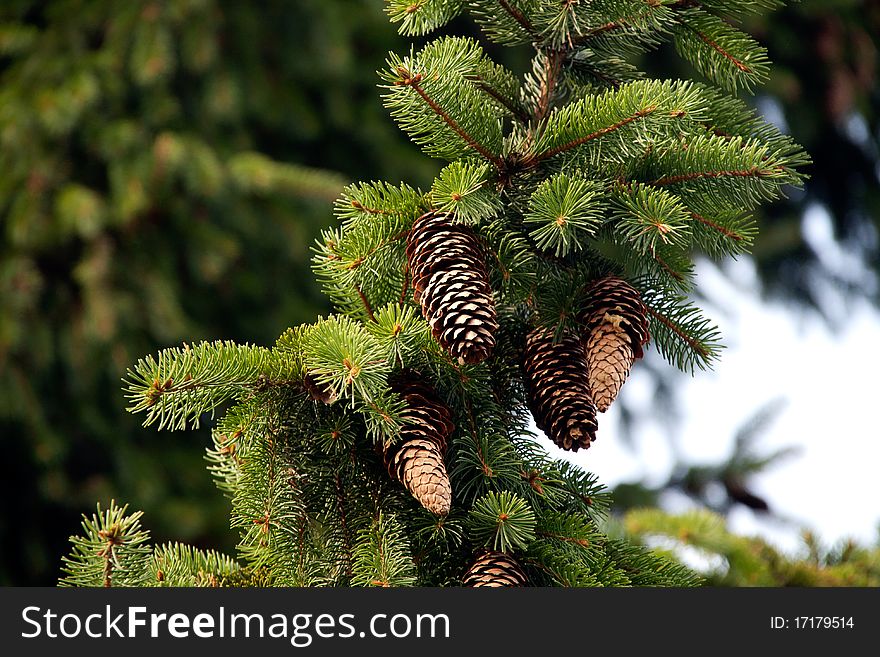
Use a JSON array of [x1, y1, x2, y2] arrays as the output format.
[[1, 0, 877, 585]]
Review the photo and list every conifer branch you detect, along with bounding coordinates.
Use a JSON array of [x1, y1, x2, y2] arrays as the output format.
[[530, 106, 657, 163], [100, 544, 115, 587], [534, 49, 565, 126], [577, 62, 623, 89], [691, 211, 744, 241], [650, 166, 776, 186], [468, 75, 530, 125], [645, 305, 710, 360], [457, 388, 495, 481], [349, 199, 393, 216], [497, 0, 539, 40], [356, 285, 378, 322], [676, 18, 751, 73], [67, 0, 806, 591], [399, 70, 505, 168], [570, 1, 675, 45], [535, 530, 591, 548], [651, 247, 687, 283], [399, 262, 411, 304]]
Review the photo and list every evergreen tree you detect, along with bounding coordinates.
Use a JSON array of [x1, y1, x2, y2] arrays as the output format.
[[61, 0, 807, 587]]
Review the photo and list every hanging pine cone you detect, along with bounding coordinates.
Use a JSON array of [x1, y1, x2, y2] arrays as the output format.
[[523, 326, 598, 452], [406, 211, 498, 365], [383, 372, 455, 516], [462, 551, 527, 587], [579, 276, 650, 413]]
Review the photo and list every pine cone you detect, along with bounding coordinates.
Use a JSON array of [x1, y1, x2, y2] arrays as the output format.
[[406, 211, 498, 365], [462, 551, 527, 587], [579, 276, 650, 412], [523, 326, 597, 452], [383, 372, 455, 516]]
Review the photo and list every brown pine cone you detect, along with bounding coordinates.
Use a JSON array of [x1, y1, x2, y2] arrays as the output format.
[[579, 276, 650, 412], [462, 551, 528, 587], [523, 326, 598, 452], [406, 211, 498, 365], [383, 372, 455, 516]]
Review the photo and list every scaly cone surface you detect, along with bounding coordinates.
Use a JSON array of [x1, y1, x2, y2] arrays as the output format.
[[406, 211, 498, 365]]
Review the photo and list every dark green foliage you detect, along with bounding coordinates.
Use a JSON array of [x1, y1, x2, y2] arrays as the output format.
[[0, 0, 435, 585]]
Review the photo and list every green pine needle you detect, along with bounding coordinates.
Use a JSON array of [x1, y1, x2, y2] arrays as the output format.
[[352, 513, 418, 587], [430, 160, 502, 223], [468, 490, 537, 552], [60, 501, 153, 588], [385, 0, 465, 36], [525, 173, 605, 257]]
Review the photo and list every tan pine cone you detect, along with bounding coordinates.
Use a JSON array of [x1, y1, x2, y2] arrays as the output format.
[[389, 438, 451, 516], [522, 326, 598, 452], [406, 211, 498, 365], [580, 276, 649, 412], [462, 551, 527, 587], [383, 371, 455, 516]]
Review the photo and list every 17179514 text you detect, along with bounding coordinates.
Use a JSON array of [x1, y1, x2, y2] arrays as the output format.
[[770, 617, 854, 629]]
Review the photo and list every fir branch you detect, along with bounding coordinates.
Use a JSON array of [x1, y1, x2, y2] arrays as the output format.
[[610, 181, 692, 253], [150, 543, 240, 587], [124, 341, 301, 431], [671, 8, 770, 92], [351, 513, 418, 587], [468, 490, 537, 552], [302, 315, 391, 407], [430, 160, 502, 222], [639, 133, 804, 210], [686, 205, 756, 257], [381, 38, 505, 162], [568, 0, 677, 51], [60, 501, 153, 588], [651, 247, 687, 284], [227, 152, 346, 202], [528, 79, 704, 165], [385, 0, 465, 36], [497, 0, 539, 39], [640, 286, 722, 372], [533, 48, 565, 126], [681, 18, 751, 72], [535, 530, 591, 549], [646, 305, 709, 360], [468, 74, 530, 124], [403, 70, 505, 167], [650, 166, 776, 187], [524, 173, 605, 257], [355, 284, 378, 322], [691, 211, 743, 242], [535, 106, 656, 162], [679, 0, 784, 19]]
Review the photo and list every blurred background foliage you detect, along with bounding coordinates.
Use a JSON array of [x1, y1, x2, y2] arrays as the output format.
[[620, 508, 880, 587], [0, 0, 876, 585]]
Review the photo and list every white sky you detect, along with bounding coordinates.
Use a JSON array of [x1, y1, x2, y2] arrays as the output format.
[[548, 250, 880, 556]]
